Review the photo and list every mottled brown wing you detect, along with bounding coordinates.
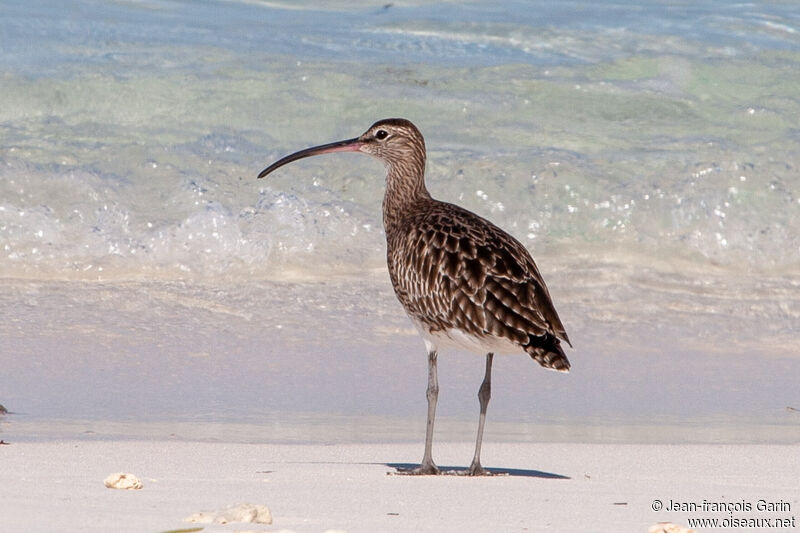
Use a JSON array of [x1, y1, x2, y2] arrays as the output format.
[[387, 201, 570, 371]]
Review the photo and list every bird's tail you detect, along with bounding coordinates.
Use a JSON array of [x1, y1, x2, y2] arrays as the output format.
[[525, 336, 570, 372]]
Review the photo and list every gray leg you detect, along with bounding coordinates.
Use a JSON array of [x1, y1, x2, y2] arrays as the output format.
[[468, 353, 493, 476], [419, 347, 440, 473], [399, 344, 440, 475]]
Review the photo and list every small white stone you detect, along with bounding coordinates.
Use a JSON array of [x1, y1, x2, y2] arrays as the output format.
[[103, 472, 143, 490], [648, 523, 697, 533], [184, 503, 272, 525]]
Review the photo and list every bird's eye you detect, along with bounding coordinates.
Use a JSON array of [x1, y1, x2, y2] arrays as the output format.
[[375, 129, 389, 140]]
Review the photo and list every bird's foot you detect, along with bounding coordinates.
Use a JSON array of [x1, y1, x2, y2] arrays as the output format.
[[393, 462, 440, 476], [464, 462, 494, 476]]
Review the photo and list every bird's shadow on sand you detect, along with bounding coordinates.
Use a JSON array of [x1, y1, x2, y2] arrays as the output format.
[[384, 463, 570, 479]]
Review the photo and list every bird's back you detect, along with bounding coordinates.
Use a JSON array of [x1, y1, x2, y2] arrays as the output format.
[[386, 199, 571, 372]]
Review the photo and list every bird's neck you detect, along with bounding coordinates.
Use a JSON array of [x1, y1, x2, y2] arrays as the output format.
[[382, 159, 431, 231]]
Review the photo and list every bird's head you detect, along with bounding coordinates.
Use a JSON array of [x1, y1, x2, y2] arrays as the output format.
[[355, 118, 425, 168]]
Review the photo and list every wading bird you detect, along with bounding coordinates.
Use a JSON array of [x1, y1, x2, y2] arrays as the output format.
[[258, 118, 571, 475]]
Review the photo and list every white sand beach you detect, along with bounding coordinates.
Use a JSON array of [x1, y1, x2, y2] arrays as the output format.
[[1, 439, 798, 532]]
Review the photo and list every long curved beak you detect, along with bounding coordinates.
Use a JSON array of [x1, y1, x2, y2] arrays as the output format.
[[257, 137, 364, 179]]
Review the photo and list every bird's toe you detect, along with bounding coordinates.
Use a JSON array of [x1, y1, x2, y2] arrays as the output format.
[[395, 462, 440, 476]]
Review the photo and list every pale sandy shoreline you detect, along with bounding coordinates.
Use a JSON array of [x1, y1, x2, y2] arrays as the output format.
[[1, 440, 798, 532]]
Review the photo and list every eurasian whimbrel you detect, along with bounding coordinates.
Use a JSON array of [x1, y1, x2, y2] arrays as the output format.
[[258, 118, 571, 476]]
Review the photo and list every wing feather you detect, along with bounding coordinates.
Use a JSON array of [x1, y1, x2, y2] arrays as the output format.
[[387, 200, 571, 369]]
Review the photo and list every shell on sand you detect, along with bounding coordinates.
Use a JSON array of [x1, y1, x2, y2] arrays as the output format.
[[103, 472, 143, 490], [649, 523, 697, 533], [184, 503, 272, 525]]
